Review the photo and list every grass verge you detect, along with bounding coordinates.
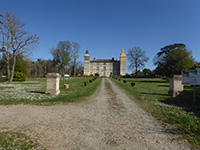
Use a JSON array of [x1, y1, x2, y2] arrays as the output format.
[[0, 131, 45, 150], [0, 77, 101, 105], [111, 77, 200, 149]]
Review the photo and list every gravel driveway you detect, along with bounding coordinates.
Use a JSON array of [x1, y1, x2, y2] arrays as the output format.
[[0, 78, 190, 150]]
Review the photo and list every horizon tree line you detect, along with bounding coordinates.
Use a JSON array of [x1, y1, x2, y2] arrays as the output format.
[[0, 11, 199, 82]]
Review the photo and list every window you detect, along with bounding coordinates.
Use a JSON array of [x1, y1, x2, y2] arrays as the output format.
[[97, 67, 99, 70], [104, 62, 106, 65], [104, 67, 106, 71], [110, 67, 112, 71]]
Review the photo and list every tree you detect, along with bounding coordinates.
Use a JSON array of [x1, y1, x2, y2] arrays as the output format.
[[50, 41, 71, 88], [0, 12, 39, 83], [142, 68, 153, 78], [154, 43, 194, 77], [0, 54, 6, 81], [157, 44, 185, 57], [71, 41, 80, 77], [0, 13, 10, 78], [192, 62, 200, 70], [127, 47, 149, 76], [12, 54, 29, 76]]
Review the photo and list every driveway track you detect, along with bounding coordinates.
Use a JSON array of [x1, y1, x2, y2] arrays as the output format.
[[0, 78, 190, 149]]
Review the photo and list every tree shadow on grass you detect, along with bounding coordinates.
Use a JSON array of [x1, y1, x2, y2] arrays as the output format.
[[125, 80, 168, 84], [29, 91, 46, 94], [161, 86, 200, 118], [158, 85, 169, 87], [141, 92, 169, 96], [136, 80, 168, 83], [140, 85, 200, 118]]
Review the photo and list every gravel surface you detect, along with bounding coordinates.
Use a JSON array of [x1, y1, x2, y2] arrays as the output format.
[[0, 78, 190, 150]]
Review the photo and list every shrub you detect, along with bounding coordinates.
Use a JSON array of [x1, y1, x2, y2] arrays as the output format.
[[13, 72, 26, 81], [95, 73, 99, 77]]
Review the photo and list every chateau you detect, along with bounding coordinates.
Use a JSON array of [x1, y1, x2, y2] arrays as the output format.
[[84, 49, 126, 77]]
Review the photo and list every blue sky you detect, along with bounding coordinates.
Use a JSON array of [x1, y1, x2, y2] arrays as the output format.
[[1, 0, 200, 73]]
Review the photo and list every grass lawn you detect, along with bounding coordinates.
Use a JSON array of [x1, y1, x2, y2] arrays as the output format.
[[111, 77, 200, 149], [0, 131, 45, 150], [0, 77, 101, 105]]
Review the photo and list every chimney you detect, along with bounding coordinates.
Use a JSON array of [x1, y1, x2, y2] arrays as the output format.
[[94, 57, 96, 60]]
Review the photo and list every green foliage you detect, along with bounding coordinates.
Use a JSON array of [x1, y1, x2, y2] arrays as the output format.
[[157, 43, 186, 57], [14, 55, 29, 76], [193, 62, 200, 70], [154, 44, 194, 77], [13, 72, 26, 81], [142, 68, 154, 78], [167, 49, 194, 76]]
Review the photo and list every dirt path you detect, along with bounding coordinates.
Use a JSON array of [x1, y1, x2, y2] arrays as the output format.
[[0, 78, 190, 150]]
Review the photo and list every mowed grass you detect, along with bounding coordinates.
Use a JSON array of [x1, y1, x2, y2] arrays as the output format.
[[0, 131, 46, 150], [111, 78, 200, 149], [0, 77, 101, 105], [48, 77, 101, 104]]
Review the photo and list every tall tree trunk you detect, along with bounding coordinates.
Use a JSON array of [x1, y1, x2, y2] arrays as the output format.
[[73, 59, 76, 77], [6, 57, 10, 79], [63, 72, 65, 89], [9, 51, 16, 83], [6, 30, 10, 79], [0, 71, 2, 82], [34, 62, 37, 77], [135, 66, 138, 77]]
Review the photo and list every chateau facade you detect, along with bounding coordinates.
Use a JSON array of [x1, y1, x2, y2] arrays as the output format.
[[84, 49, 126, 77]]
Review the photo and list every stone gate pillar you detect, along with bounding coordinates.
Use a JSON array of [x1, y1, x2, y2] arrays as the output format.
[[45, 73, 61, 95], [168, 75, 183, 97]]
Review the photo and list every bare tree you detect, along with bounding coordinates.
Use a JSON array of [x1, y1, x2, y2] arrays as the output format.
[[50, 41, 71, 88], [71, 41, 80, 77], [0, 12, 39, 83], [127, 47, 149, 76], [76, 61, 84, 76], [0, 12, 11, 78]]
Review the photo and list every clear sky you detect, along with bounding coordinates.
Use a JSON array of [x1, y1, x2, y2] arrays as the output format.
[[1, 0, 200, 73]]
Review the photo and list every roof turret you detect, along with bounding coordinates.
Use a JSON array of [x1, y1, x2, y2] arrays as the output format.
[[84, 48, 90, 57], [120, 48, 126, 57]]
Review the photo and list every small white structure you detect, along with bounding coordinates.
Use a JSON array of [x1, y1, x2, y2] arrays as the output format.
[[168, 75, 183, 97], [45, 73, 61, 95], [182, 70, 200, 85], [64, 74, 70, 78], [182, 70, 200, 104]]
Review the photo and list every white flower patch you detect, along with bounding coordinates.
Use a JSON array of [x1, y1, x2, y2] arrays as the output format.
[[0, 81, 56, 101]]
